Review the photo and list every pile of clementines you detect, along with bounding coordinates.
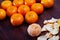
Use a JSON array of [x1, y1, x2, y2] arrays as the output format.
[[0, 0, 54, 26]]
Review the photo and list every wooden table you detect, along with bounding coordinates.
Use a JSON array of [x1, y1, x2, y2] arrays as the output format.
[[0, 0, 60, 40]]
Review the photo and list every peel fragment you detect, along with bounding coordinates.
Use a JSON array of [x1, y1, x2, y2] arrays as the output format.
[[37, 35, 47, 40], [45, 33, 53, 38], [48, 35, 59, 40], [39, 18, 60, 40]]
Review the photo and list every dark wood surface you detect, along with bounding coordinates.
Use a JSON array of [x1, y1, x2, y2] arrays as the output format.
[[0, 0, 60, 40]]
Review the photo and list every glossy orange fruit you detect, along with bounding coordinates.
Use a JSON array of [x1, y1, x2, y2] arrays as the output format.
[[10, 13, 24, 26], [18, 5, 30, 16], [57, 19, 60, 27], [25, 0, 36, 7], [13, 0, 24, 7], [25, 11, 38, 24], [7, 6, 17, 17], [41, 0, 54, 8], [1, 1, 12, 9], [31, 3, 44, 14], [0, 9, 6, 20]]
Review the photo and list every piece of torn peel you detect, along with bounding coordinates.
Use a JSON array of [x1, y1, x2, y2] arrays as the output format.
[[44, 20, 48, 24], [37, 35, 47, 40], [45, 24, 53, 32], [45, 33, 53, 38], [50, 29, 59, 35], [48, 18, 57, 23], [54, 23, 59, 30], [41, 25, 47, 31], [38, 17, 60, 40], [48, 35, 59, 40]]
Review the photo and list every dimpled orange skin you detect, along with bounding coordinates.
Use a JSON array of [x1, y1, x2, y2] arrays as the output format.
[[1, 1, 12, 9], [13, 0, 24, 7], [25, 0, 36, 7], [10, 13, 24, 26], [7, 6, 17, 17], [0, 9, 6, 20], [41, 0, 54, 8], [25, 11, 38, 24], [31, 3, 44, 14], [18, 5, 30, 16]]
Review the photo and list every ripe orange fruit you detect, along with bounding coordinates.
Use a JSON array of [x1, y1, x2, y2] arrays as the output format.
[[13, 0, 24, 7], [0, 9, 6, 20], [1, 1, 12, 9], [10, 13, 24, 26], [18, 5, 30, 16], [25, 0, 36, 7], [7, 6, 17, 17], [57, 19, 60, 27], [31, 3, 44, 14], [25, 11, 38, 24], [41, 0, 54, 8]]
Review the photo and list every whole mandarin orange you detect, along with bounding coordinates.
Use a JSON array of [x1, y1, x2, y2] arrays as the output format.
[[13, 0, 24, 7], [10, 13, 24, 26], [25, 11, 38, 24], [41, 0, 54, 8], [0, 9, 6, 20], [7, 6, 17, 17], [25, 0, 36, 7], [31, 3, 44, 14], [1, 1, 12, 9], [18, 5, 30, 16]]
